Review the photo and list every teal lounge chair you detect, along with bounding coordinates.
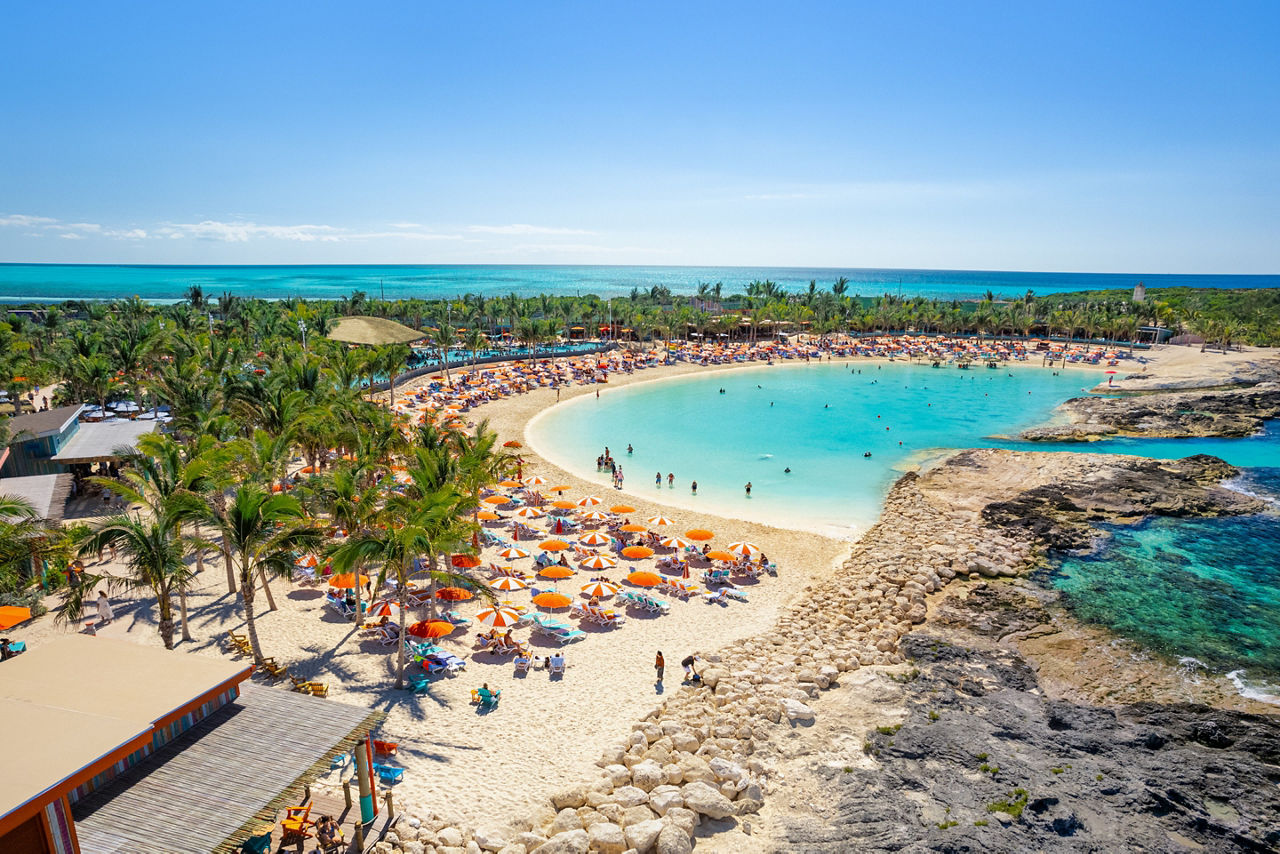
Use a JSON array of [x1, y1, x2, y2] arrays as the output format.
[[240, 831, 273, 854]]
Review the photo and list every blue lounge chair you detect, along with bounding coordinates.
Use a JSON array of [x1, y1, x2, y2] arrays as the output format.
[[240, 831, 273, 854], [373, 763, 405, 783]]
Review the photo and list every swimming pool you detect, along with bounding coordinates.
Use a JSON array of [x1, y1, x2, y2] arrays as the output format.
[[527, 361, 1280, 536]]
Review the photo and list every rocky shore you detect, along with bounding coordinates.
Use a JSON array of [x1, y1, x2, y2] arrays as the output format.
[[365, 448, 1276, 854], [1021, 355, 1280, 442]]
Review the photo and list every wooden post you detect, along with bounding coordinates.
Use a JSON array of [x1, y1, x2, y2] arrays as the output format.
[[303, 783, 311, 803], [343, 780, 352, 809], [385, 790, 395, 819], [354, 822, 365, 848]]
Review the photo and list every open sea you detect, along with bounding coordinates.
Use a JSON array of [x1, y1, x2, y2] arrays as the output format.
[[2, 263, 1279, 304]]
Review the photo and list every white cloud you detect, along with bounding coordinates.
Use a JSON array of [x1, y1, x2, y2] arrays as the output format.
[[58, 232, 85, 240], [159, 221, 346, 243], [0, 213, 59, 227], [467, 223, 595, 236]]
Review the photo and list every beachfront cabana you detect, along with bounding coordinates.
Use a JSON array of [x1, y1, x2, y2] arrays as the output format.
[[0, 636, 380, 854], [327, 316, 425, 346], [48, 418, 158, 466], [0, 404, 83, 477], [0, 473, 73, 522]]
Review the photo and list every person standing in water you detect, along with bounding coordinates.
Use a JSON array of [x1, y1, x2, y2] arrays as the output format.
[[691, 480, 697, 494], [744, 482, 752, 496], [667, 473, 674, 488]]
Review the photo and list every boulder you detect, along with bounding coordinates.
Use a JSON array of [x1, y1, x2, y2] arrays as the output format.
[[662, 808, 699, 837], [551, 785, 588, 811], [535, 829, 588, 854], [473, 828, 508, 852], [630, 760, 666, 792], [623, 818, 664, 854], [610, 785, 649, 808], [547, 808, 583, 836], [680, 781, 736, 820], [621, 804, 657, 827], [649, 790, 684, 817], [586, 821, 626, 854], [782, 699, 815, 722], [497, 845, 527, 854], [655, 823, 694, 854], [437, 828, 464, 848]]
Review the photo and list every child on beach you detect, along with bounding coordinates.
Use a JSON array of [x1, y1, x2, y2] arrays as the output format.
[[655, 651, 664, 682]]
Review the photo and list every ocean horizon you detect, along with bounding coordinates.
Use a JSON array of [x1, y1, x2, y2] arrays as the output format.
[[2, 263, 1278, 304]]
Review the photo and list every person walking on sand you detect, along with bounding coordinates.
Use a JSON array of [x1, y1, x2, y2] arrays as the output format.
[[96, 590, 114, 625], [655, 651, 665, 682]]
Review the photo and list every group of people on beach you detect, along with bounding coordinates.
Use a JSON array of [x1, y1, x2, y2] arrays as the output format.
[[654, 651, 701, 684]]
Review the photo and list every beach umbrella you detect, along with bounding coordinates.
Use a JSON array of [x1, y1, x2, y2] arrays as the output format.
[[483, 494, 512, 505], [705, 550, 737, 562], [579, 554, 617, 570], [294, 554, 319, 568], [578, 532, 612, 546], [524, 476, 547, 486], [727, 542, 762, 558], [579, 510, 611, 523], [498, 479, 524, 488], [474, 606, 522, 628], [328, 573, 369, 589], [408, 620, 455, 639], [477, 511, 500, 521], [497, 546, 530, 560], [435, 587, 474, 601], [539, 565, 575, 580], [577, 496, 602, 507], [450, 554, 482, 568], [646, 516, 674, 527], [552, 500, 577, 510], [503, 440, 523, 449], [488, 576, 528, 593], [621, 545, 654, 559], [548, 484, 572, 494], [685, 529, 714, 541], [610, 504, 636, 514], [539, 539, 570, 551], [580, 580, 619, 599], [532, 592, 572, 610], [660, 536, 693, 550], [515, 507, 545, 519], [627, 571, 663, 587], [620, 523, 648, 533], [0, 605, 32, 630], [368, 600, 402, 618]]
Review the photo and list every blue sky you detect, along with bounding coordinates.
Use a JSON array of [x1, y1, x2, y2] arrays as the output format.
[[1, 1, 1277, 271]]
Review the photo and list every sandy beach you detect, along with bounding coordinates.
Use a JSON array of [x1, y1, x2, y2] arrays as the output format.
[[7, 341, 1275, 834]]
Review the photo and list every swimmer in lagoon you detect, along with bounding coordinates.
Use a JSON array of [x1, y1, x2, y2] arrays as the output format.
[[744, 482, 752, 496], [627, 444, 633, 454], [784, 467, 791, 474], [691, 480, 697, 494]]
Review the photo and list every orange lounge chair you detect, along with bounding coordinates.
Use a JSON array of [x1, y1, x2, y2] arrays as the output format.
[[372, 739, 399, 757], [280, 804, 313, 845]]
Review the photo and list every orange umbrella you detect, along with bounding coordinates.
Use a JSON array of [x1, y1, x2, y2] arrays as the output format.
[[580, 580, 619, 598], [646, 516, 674, 527], [627, 571, 662, 587], [498, 479, 524, 488], [477, 510, 500, 521], [435, 587, 474, 601], [727, 541, 762, 557], [515, 507, 545, 519], [685, 529, 714, 541], [503, 440, 523, 448], [539, 565, 575, 580], [450, 554, 481, 568], [579, 554, 617, 570], [578, 532, 612, 546], [549, 485, 572, 493], [621, 545, 654, 559], [705, 550, 737, 562], [539, 539, 570, 551], [610, 504, 636, 514], [532, 592, 572, 609], [328, 573, 369, 588], [474, 606, 522, 628], [0, 605, 32, 630], [552, 500, 577, 510], [620, 523, 648, 533], [483, 494, 511, 505], [660, 536, 693, 549], [407, 620, 455, 639]]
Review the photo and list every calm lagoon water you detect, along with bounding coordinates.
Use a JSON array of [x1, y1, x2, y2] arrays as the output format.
[[529, 361, 1280, 697]]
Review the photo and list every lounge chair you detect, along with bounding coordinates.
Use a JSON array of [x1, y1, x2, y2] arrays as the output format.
[[372, 739, 399, 757], [240, 831, 273, 854], [257, 658, 290, 679], [407, 674, 432, 693], [280, 804, 312, 847], [372, 762, 405, 784], [548, 657, 566, 676], [514, 655, 531, 672]]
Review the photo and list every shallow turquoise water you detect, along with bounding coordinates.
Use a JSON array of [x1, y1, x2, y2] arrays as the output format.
[[3, 263, 1277, 303], [530, 361, 1090, 534], [1051, 469, 1280, 683]]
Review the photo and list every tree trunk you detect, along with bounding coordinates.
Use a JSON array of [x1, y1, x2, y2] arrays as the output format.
[[159, 617, 175, 650], [351, 560, 364, 624], [258, 566, 278, 611], [241, 576, 264, 661], [389, 371, 397, 409], [178, 589, 192, 642], [395, 581, 408, 689], [223, 546, 237, 595]]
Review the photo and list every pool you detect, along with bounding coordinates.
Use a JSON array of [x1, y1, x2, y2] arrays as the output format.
[[528, 361, 1280, 536]]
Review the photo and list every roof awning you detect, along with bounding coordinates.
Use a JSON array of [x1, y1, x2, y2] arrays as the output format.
[[50, 420, 158, 464]]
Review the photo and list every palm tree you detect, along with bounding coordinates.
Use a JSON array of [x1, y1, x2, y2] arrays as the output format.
[[378, 343, 411, 409], [67, 511, 196, 649], [0, 495, 63, 593], [315, 465, 384, 622], [198, 485, 320, 661]]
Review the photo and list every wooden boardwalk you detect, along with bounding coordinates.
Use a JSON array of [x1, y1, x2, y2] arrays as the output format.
[[262, 786, 398, 853], [72, 684, 380, 854]]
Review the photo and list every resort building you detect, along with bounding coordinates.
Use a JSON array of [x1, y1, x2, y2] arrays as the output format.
[[0, 636, 378, 854]]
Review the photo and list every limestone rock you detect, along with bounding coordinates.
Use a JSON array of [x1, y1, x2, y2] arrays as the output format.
[[680, 781, 735, 820], [654, 823, 693, 854], [535, 829, 588, 854], [623, 818, 664, 854], [610, 785, 649, 808], [586, 821, 626, 854]]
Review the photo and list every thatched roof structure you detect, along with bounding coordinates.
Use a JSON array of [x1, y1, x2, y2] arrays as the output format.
[[327, 316, 425, 346]]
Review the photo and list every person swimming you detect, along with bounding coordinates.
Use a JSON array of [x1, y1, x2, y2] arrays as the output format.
[[784, 467, 791, 474], [864, 452, 872, 457]]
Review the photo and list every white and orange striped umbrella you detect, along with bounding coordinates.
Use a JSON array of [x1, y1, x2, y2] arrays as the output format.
[[523, 476, 547, 486], [646, 516, 675, 527], [727, 541, 762, 557], [580, 580, 619, 598], [579, 554, 617, 570], [576, 496, 603, 507], [488, 576, 528, 593], [579, 510, 611, 523], [515, 507, 545, 519], [578, 532, 612, 546], [497, 546, 530, 560], [660, 536, 693, 550], [368, 600, 401, 618], [474, 606, 522, 628]]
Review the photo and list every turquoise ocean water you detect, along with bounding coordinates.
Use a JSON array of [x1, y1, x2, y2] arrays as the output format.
[[529, 362, 1280, 697], [3, 263, 1279, 303]]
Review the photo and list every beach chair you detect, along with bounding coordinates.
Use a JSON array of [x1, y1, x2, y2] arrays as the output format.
[[239, 831, 273, 854], [306, 681, 329, 698], [548, 657, 566, 676], [471, 687, 501, 706], [514, 655, 531, 672], [724, 587, 748, 602], [372, 739, 398, 758], [280, 804, 313, 846], [329, 751, 351, 770], [373, 763, 405, 784], [378, 625, 401, 646], [257, 658, 290, 679], [444, 609, 471, 626], [549, 626, 587, 644]]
